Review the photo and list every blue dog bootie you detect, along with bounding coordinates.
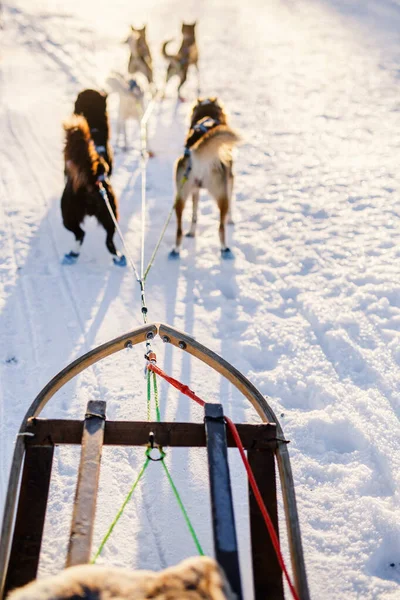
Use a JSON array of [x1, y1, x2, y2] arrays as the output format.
[[113, 254, 127, 267], [169, 248, 180, 259], [62, 251, 80, 265], [221, 247, 234, 260]]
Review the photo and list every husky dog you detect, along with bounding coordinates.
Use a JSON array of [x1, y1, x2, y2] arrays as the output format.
[[106, 73, 145, 150], [162, 22, 199, 99], [171, 97, 240, 258], [7, 556, 234, 600], [74, 89, 113, 176], [61, 116, 126, 266], [126, 25, 153, 86]]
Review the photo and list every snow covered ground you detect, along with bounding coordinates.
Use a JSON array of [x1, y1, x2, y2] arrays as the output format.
[[1, 0, 400, 597]]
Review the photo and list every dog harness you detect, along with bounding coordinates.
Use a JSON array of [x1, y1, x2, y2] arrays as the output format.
[[182, 117, 221, 188], [185, 116, 220, 150]]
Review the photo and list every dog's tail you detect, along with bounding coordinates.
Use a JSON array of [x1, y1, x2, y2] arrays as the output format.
[[191, 126, 241, 164], [63, 115, 101, 192], [162, 40, 175, 60]]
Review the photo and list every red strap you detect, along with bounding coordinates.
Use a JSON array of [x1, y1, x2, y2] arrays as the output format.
[[147, 363, 206, 407], [146, 363, 300, 600]]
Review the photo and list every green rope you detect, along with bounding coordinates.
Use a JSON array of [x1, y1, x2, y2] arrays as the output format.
[[161, 459, 204, 556], [91, 457, 150, 563], [147, 369, 151, 421], [152, 371, 161, 422], [91, 369, 203, 562], [148, 368, 203, 556]]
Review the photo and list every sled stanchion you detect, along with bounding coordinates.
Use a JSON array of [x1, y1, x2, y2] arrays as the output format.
[[4, 445, 54, 595], [204, 403, 243, 600], [248, 449, 284, 599], [66, 401, 106, 567]]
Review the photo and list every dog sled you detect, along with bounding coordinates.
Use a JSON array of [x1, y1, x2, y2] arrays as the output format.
[[0, 323, 310, 600]]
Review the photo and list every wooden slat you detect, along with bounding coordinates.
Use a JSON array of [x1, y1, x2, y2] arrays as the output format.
[[248, 449, 283, 599], [24, 420, 277, 449], [66, 401, 106, 567], [205, 404, 243, 600], [4, 445, 54, 595]]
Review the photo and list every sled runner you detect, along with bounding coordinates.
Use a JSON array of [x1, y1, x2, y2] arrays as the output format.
[[0, 323, 310, 600]]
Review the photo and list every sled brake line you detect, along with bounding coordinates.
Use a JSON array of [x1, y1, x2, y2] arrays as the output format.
[[99, 87, 189, 325]]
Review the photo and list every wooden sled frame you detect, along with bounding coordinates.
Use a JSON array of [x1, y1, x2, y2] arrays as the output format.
[[0, 323, 310, 600]]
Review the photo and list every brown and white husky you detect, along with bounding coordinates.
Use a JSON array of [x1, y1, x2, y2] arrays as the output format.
[[162, 22, 199, 99], [171, 97, 240, 259]]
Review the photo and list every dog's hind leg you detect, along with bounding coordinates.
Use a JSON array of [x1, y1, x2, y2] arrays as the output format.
[[217, 195, 234, 259], [217, 195, 231, 254], [62, 222, 85, 265], [186, 189, 199, 237], [116, 118, 121, 148], [170, 195, 185, 258], [177, 68, 188, 101], [170, 160, 191, 257], [61, 186, 86, 264], [105, 226, 126, 266], [208, 173, 234, 258], [98, 202, 126, 266], [227, 165, 235, 225], [123, 120, 128, 151]]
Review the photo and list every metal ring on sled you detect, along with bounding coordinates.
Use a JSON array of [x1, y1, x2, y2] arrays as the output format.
[[0, 323, 310, 600]]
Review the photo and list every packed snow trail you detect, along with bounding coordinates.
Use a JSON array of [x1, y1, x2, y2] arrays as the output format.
[[1, 0, 400, 598]]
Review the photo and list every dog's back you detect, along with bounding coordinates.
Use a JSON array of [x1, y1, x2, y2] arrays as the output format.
[[63, 115, 101, 193], [74, 89, 112, 174], [74, 90, 109, 135], [106, 74, 144, 118], [186, 98, 239, 166]]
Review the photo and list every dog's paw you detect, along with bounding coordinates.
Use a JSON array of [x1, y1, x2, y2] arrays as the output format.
[[221, 247, 234, 260], [113, 254, 127, 267], [62, 252, 79, 265], [185, 231, 195, 238], [169, 249, 180, 259]]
